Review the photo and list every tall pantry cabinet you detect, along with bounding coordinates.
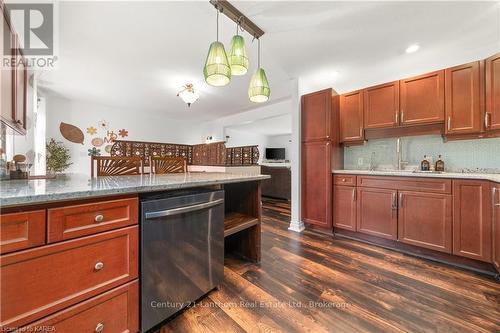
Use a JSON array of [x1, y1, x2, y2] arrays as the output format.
[[301, 89, 343, 230]]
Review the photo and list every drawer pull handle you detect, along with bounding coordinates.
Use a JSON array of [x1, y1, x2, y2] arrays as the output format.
[[94, 214, 104, 223], [342, 178, 346, 182], [95, 323, 104, 333], [94, 262, 104, 271]]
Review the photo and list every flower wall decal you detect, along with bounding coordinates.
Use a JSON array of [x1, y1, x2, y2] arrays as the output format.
[[118, 129, 129, 138], [98, 120, 108, 129], [86, 126, 97, 135], [88, 147, 101, 156]]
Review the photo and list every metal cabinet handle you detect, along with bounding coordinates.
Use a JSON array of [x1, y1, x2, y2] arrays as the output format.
[[94, 262, 104, 271], [391, 193, 397, 210], [94, 214, 104, 223], [399, 193, 404, 208], [342, 178, 346, 182], [447, 117, 452, 131], [352, 188, 356, 201], [395, 112, 399, 124], [485, 113, 491, 129], [494, 188, 500, 207], [95, 323, 104, 333], [401, 111, 404, 123]]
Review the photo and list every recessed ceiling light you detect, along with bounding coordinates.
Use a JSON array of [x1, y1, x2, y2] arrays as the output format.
[[405, 44, 420, 54]]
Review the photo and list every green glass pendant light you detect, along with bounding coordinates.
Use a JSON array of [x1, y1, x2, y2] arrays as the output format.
[[204, 9, 231, 87], [248, 39, 270, 103], [228, 23, 249, 76]]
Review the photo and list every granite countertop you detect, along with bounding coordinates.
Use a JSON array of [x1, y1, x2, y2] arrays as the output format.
[[0, 172, 271, 208], [333, 169, 500, 183]]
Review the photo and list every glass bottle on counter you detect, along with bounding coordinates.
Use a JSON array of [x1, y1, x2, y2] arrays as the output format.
[[435, 155, 445, 172], [421, 155, 430, 171]]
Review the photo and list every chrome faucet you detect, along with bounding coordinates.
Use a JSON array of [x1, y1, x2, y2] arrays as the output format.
[[396, 138, 408, 170]]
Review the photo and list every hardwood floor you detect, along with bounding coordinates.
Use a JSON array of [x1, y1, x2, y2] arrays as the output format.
[[157, 198, 500, 333]]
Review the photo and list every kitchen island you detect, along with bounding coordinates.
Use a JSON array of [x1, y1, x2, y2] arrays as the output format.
[[0, 172, 270, 332]]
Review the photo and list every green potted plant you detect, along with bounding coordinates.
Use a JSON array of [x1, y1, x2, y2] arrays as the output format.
[[46, 139, 72, 175]]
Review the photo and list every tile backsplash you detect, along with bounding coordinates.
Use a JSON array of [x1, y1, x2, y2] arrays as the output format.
[[344, 135, 500, 173]]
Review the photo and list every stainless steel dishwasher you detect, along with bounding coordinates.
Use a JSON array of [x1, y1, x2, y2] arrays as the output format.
[[140, 189, 224, 332]]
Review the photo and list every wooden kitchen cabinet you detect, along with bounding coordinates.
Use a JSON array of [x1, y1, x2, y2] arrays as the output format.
[[333, 185, 356, 231], [356, 187, 398, 240], [302, 88, 332, 142], [301, 141, 332, 228], [485, 52, 500, 132], [400, 70, 444, 126], [340, 90, 364, 142], [492, 183, 500, 273], [364, 81, 399, 129], [453, 180, 492, 262], [445, 61, 481, 135], [398, 191, 452, 253]]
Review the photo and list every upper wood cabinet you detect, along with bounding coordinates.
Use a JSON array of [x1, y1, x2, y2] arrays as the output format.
[[356, 187, 398, 240], [453, 180, 492, 262], [340, 90, 364, 142], [301, 141, 332, 228], [0, 7, 26, 134], [400, 70, 445, 126], [492, 183, 500, 273], [398, 191, 452, 253], [333, 185, 357, 231], [302, 88, 332, 142], [364, 81, 399, 129], [445, 61, 481, 135], [485, 53, 500, 132]]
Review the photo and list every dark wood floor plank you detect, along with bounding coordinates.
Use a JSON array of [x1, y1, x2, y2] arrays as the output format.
[[157, 198, 500, 333]]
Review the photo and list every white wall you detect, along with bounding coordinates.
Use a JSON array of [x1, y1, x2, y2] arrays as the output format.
[[45, 95, 205, 176], [266, 134, 292, 161], [202, 99, 292, 142]]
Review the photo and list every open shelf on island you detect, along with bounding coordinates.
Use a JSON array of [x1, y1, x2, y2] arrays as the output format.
[[224, 212, 259, 237]]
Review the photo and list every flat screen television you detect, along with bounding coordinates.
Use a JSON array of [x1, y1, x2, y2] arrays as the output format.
[[265, 148, 286, 160]]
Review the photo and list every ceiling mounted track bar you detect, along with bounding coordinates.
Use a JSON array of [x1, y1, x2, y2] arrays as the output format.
[[209, 0, 265, 39]]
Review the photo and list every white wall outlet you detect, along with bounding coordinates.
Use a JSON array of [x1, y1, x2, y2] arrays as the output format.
[[357, 157, 363, 166]]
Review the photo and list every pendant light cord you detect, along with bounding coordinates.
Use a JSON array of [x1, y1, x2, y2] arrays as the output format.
[[216, 9, 219, 41], [258, 38, 261, 69]]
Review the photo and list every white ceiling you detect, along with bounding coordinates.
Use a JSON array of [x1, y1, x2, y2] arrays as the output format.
[[225, 113, 292, 136], [39, 1, 500, 120]]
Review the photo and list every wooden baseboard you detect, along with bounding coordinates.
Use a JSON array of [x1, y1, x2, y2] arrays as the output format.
[[334, 229, 498, 278]]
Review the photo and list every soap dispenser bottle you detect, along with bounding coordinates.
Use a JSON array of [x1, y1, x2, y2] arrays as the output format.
[[421, 155, 430, 171], [435, 155, 445, 172]]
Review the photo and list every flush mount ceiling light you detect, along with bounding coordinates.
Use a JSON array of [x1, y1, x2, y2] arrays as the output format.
[[406, 43, 420, 54], [203, 8, 231, 87], [248, 38, 270, 103], [228, 21, 249, 76], [177, 84, 199, 107]]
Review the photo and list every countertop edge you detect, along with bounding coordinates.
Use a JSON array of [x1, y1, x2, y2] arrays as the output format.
[[332, 169, 500, 183], [0, 174, 271, 208]]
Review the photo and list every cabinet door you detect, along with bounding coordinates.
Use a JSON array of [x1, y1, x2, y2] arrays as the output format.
[[492, 183, 500, 273], [302, 89, 332, 142], [357, 187, 397, 240], [340, 90, 364, 142], [453, 180, 492, 262], [333, 185, 356, 231], [485, 52, 500, 131], [301, 141, 332, 228], [398, 191, 452, 253], [400, 70, 444, 126], [0, 10, 15, 130], [445, 61, 481, 135], [364, 81, 399, 129]]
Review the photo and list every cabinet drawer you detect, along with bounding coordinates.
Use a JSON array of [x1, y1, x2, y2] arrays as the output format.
[[0, 210, 46, 254], [357, 176, 451, 194], [19, 280, 139, 333], [333, 175, 357, 186], [1, 226, 138, 329], [47, 197, 138, 243]]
